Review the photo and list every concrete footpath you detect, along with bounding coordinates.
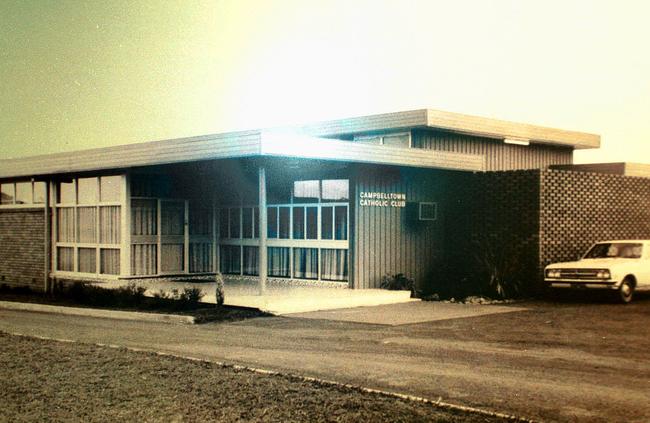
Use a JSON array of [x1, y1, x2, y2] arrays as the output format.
[[2, 301, 649, 423]]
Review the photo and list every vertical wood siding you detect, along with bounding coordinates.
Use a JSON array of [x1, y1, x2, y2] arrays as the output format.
[[352, 165, 448, 289], [412, 129, 573, 171]]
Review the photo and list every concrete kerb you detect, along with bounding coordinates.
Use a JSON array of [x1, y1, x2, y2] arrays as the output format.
[[0, 301, 196, 324], [5, 330, 537, 423]]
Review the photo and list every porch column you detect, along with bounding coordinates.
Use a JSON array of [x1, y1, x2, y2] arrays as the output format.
[[44, 179, 51, 293], [258, 165, 267, 295]]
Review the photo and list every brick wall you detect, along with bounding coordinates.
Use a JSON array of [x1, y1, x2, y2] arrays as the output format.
[[0, 209, 46, 291], [539, 169, 650, 271]]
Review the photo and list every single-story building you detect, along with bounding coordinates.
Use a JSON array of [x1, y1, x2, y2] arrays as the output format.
[[2, 108, 648, 296]]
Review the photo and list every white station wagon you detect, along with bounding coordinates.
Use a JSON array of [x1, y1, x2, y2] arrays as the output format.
[[545, 240, 650, 303]]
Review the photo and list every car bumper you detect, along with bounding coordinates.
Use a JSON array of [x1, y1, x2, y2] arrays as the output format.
[[545, 279, 618, 290]]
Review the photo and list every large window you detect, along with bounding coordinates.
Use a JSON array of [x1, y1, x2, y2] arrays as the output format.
[[54, 176, 122, 275], [218, 178, 349, 282]]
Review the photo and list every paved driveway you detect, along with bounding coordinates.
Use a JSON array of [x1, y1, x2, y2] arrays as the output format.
[[2, 298, 650, 422]]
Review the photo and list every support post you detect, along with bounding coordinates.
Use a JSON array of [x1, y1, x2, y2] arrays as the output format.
[[258, 165, 267, 295], [43, 180, 51, 293]]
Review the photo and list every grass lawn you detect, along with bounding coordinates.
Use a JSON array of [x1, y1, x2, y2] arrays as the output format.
[[0, 332, 510, 423]]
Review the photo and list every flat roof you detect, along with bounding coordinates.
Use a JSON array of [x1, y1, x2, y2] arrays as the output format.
[[0, 130, 485, 179], [296, 109, 600, 149], [0, 108, 599, 179], [551, 162, 650, 178]]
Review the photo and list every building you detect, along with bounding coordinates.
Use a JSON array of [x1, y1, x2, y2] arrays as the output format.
[[5, 108, 647, 296]]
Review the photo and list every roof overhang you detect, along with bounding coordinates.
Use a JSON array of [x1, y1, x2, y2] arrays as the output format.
[[0, 130, 485, 179], [296, 109, 600, 150]]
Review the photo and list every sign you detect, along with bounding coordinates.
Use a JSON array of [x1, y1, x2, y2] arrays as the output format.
[[359, 191, 406, 208]]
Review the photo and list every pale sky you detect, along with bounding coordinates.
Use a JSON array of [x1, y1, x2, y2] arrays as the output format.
[[1, 0, 649, 163]]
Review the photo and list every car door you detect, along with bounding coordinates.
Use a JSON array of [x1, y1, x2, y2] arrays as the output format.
[[639, 243, 650, 287]]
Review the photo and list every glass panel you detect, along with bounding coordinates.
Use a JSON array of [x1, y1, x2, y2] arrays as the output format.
[[130, 175, 154, 197], [267, 207, 278, 238], [100, 249, 120, 275], [189, 243, 212, 273], [253, 207, 259, 238], [268, 180, 291, 204], [77, 207, 97, 243], [161, 201, 184, 236], [77, 177, 98, 204], [15, 182, 31, 204], [292, 207, 304, 239], [334, 206, 348, 240], [78, 248, 97, 273], [321, 249, 348, 281], [243, 246, 259, 276], [160, 244, 183, 272], [278, 207, 290, 239], [189, 202, 212, 236], [100, 176, 121, 202], [57, 207, 75, 242], [306, 207, 317, 239], [354, 135, 381, 144], [382, 133, 410, 147], [293, 248, 318, 280], [100, 206, 121, 244], [57, 247, 74, 272], [293, 180, 319, 203], [229, 208, 240, 239], [268, 247, 290, 277], [131, 200, 157, 236], [219, 208, 229, 238], [33, 182, 46, 204], [131, 244, 157, 275], [322, 179, 349, 201], [1, 183, 14, 204], [242, 207, 253, 238], [220, 245, 241, 274], [321, 206, 333, 240], [57, 181, 75, 204]]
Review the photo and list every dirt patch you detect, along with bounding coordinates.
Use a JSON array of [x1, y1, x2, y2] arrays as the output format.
[[0, 332, 510, 422]]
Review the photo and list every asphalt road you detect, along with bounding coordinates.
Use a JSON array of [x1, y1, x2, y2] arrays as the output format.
[[2, 297, 650, 422]]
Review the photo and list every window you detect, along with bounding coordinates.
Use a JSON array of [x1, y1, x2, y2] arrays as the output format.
[[219, 178, 349, 282], [419, 202, 437, 221], [54, 176, 122, 276], [353, 132, 411, 148], [15, 182, 31, 204], [100, 176, 121, 202], [268, 247, 290, 277], [322, 179, 349, 201], [0, 183, 14, 204], [0, 181, 46, 206]]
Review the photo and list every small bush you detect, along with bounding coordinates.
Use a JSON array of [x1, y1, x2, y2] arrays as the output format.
[[380, 273, 417, 298], [179, 287, 205, 304]]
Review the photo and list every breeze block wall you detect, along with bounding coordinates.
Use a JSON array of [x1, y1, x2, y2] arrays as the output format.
[[0, 209, 46, 291], [539, 169, 650, 271]]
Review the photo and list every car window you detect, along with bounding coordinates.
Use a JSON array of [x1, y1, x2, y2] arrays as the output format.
[[584, 243, 643, 259]]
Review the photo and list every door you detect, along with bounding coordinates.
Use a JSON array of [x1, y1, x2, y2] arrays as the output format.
[[159, 200, 186, 274]]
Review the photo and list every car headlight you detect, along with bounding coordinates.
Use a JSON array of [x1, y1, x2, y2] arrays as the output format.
[[596, 269, 611, 279], [546, 269, 561, 278]]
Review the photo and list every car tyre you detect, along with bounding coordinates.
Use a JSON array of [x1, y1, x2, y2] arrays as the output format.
[[618, 277, 635, 304]]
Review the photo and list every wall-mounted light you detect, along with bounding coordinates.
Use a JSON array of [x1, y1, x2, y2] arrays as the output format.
[[504, 138, 530, 146]]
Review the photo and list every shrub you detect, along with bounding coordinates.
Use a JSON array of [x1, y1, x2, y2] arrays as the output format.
[[471, 234, 527, 299], [380, 273, 417, 298], [215, 273, 225, 306], [179, 287, 205, 304]]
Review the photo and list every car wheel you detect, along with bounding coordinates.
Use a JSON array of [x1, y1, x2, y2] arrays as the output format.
[[618, 278, 635, 303]]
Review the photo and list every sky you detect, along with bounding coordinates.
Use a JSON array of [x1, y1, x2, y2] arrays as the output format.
[[1, 0, 649, 163]]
